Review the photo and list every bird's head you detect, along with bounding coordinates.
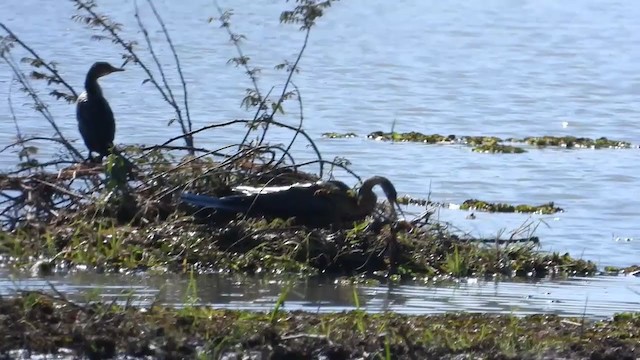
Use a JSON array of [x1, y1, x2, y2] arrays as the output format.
[[90, 61, 125, 78]]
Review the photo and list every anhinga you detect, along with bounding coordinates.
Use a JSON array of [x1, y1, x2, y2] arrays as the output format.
[[181, 176, 399, 226], [76, 61, 124, 162]]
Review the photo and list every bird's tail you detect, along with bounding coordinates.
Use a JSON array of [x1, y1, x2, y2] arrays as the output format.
[[180, 193, 246, 212]]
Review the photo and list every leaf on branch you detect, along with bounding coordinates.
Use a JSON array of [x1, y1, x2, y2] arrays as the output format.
[[241, 89, 263, 110], [282, 90, 297, 100], [227, 56, 250, 67], [29, 71, 46, 80], [142, 79, 151, 85], [271, 102, 285, 115], [19, 146, 38, 158], [230, 34, 246, 42], [21, 57, 45, 67], [247, 68, 261, 77], [280, 0, 335, 30], [90, 35, 111, 42], [167, 118, 176, 126], [18, 159, 40, 170], [49, 90, 77, 104], [216, 9, 234, 27]]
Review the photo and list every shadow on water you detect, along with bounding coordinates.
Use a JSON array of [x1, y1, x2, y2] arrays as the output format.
[[1, 269, 637, 320]]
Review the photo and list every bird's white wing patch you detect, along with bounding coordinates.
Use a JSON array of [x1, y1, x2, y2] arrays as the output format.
[[77, 91, 88, 103], [234, 181, 323, 195]]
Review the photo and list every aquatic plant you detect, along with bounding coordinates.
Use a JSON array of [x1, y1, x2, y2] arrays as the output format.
[[522, 135, 632, 149], [322, 132, 358, 138], [460, 199, 563, 214]]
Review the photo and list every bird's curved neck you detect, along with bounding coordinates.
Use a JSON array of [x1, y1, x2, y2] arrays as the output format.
[[356, 185, 378, 215], [84, 73, 102, 96]]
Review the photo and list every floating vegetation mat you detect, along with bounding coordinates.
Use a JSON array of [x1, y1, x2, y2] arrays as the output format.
[[359, 131, 636, 151], [397, 196, 563, 214], [1, 292, 639, 359], [460, 199, 563, 214], [517, 135, 632, 149], [321, 132, 358, 139]]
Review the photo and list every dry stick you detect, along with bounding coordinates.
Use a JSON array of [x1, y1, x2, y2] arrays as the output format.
[[73, 0, 192, 148], [235, 144, 298, 182], [258, 27, 311, 147], [238, 87, 274, 152], [160, 119, 325, 177], [1, 137, 80, 155], [267, 159, 362, 184], [1, 53, 83, 161], [133, 0, 190, 150], [6, 160, 79, 176], [7, 78, 33, 166], [154, 145, 276, 200], [140, 143, 239, 187], [145, 0, 192, 136], [0, 23, 78, 99], [140, 144, 216, 154], [213, 4, 286, 153], [274, 82, 304, 168], [214, 2, 263, 109], [33, 178, 86, 200], [144, 146, 245, 199]]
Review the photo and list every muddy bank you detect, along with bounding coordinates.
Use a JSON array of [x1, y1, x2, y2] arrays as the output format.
[[0, 293, 638, 359]]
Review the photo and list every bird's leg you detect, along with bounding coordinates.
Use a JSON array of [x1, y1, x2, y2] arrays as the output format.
[[85, 151, 95, 164]]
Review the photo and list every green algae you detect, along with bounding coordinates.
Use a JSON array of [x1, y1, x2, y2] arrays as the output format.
[[359, 130, 637, 151], [367, 131, 452, 143], [461, 199, 563, 214], [522, 136, 632, 149], [471, 138, 527, 153], [460, 135, 503, 146], [1, 293, 638, 359], [322, 132, 358, 139]]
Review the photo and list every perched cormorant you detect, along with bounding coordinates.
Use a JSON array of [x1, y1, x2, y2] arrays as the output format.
[[180, 176, 399, 226], [76, 61, 124, 162]]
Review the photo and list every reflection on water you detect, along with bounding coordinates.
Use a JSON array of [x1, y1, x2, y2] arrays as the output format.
[[1, 270, 637, 319]]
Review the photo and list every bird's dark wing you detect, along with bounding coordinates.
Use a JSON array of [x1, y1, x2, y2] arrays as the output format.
[[181, 193, 252, 212], [181, 184, 339, 220], [76, 92, 116, 156]]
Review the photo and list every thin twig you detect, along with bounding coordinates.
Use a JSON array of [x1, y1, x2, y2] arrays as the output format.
[[145, 0, 192, 137], [258, 27, 311, 147], [0, 23, 78, 99]]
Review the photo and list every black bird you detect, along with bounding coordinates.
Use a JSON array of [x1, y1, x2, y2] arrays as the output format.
[[181, 176, 399, 226], [76, 61, 124, 162]]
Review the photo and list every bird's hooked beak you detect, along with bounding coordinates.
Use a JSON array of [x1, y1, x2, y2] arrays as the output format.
[[101, 66, 124, 77]]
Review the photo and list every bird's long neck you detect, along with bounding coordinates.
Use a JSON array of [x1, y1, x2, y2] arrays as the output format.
[[356, 182, 378, 216], [356, 176, 398, 217], [84, 72, 102, 96]]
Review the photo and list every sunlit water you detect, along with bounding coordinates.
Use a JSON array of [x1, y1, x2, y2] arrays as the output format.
[[1, 0, 639, 312], [1, 269, 638, 319]]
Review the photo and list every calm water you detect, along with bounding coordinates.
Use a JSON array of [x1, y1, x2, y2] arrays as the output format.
[[1, 269, 638, 319], [1, 0, 639, 312]]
